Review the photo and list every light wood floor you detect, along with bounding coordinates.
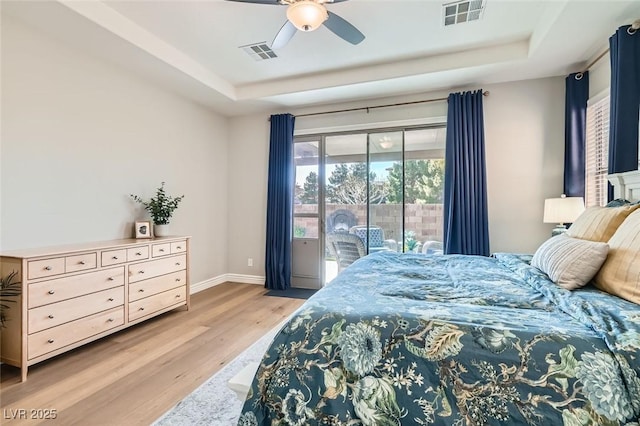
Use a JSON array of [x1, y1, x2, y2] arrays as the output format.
[[0, 283, 305, 425]]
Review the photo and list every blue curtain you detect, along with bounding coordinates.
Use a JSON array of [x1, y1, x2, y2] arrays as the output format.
[[443, 90, 490, 256], [265, 114, 295, 290], [608, 25, 640, 199], [564, 72, 589, 197]]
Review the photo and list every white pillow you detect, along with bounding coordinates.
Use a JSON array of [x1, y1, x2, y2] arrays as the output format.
[[531, 235, 609, 290]]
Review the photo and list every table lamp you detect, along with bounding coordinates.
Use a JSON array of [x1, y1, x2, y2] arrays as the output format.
[[543, 194, 585, 236]]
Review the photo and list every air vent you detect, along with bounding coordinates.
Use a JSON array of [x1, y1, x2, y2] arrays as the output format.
[[443, 0, 485, 26], [240, 42, 278, 61]]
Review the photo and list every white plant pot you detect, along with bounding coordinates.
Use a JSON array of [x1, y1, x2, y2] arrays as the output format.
[[154, 224, 169, 237]]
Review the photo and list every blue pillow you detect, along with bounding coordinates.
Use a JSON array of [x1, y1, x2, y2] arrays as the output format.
[[605, 199, 631, 207]]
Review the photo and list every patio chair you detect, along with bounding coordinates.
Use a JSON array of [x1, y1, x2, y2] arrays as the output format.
[[349, 225, 397, 252], [326, 209, 358, 233], [422, 240, 444, 255], [326, 232, 367, 272]]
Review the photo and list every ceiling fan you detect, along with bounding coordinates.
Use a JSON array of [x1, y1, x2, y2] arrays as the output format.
[[226, 0, 365, 50]]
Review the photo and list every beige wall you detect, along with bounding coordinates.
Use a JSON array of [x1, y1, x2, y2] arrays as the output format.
[[588, 52, 611, 98], [0, 15, 229, 284], [484, 78, 565, 253], [228, 77, 565, 277]]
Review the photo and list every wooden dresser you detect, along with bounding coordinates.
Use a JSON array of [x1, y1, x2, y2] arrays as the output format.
[[0, 236, 190, 381]]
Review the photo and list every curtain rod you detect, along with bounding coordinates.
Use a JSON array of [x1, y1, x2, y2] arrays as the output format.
[[576, 19, 640, 78], [271, 90, 489, 121]]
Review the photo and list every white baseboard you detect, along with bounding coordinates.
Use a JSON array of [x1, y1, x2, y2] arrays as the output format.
[[190, 275, 227, 294], [225, 274, 265, 285], [190, 274, 265, 294]]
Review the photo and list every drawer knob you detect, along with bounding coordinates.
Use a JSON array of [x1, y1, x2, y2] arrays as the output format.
[[48, 315, 54, 319], [108, 298, 114, 302], [138, 270, 145, 274], [136, 252, 142, 256], [176, 262, 181, 266], [176, 246, 182, 249], [112, 256, 118, 260], [48, 339, 54, 344], [159, 248, 165, 252], [108, 277, 115, 281], [175, 294, 181, 298], [44, 266, 52, 271], [107, 318, 114, 322], [48, 290, 55, 295], [138, 289, 145, 293], [139, 307, 145, 311], [79, 260, 86, 265], [175, 278, 181, 282]]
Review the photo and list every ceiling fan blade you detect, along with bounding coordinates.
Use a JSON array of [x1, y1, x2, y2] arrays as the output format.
[[271, 20, 297, 50], [225, 0, 282, 4], [323, 11, 365, 45]]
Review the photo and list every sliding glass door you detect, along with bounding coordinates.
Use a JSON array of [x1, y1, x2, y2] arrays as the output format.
[[292, 139, 322, 289], [291, 125, 446, 286]]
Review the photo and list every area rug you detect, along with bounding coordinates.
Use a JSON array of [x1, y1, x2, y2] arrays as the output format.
[[264, 287, 317, 299], [152, 324, 282, 426]]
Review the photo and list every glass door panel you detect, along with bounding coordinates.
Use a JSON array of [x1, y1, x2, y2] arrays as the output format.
[[324, 133, 367, 283], [368, 131, 403, 253], [292, 140, 321, 288], [404, 128, 446, 254]]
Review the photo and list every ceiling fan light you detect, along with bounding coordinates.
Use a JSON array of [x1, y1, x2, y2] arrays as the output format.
[[287, 1, 328, 32]]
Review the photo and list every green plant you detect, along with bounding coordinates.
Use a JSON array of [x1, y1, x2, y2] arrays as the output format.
[[1, 271, 21, 328], [404, 231, 419, 252], [131, 182, 185, 225], [294, 225, 307, 238]]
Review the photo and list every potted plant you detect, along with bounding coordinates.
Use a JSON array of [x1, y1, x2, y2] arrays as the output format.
[[131, 182, 184, 237], [1, 271, 20, 328]]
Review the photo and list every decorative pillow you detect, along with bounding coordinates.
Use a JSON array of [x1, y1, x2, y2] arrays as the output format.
[[605, 199, 631, 207], [531, 235, 609, 290], [566, 204, 640, 242], [594, 209, 640, 305]]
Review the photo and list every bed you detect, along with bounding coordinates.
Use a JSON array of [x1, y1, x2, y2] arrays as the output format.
[[239, 173, 640, 426]]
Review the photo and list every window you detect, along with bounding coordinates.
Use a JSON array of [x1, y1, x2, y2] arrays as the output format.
[[585, 94, 610, 207]]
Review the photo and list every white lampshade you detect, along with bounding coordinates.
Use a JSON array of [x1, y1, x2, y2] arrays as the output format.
[[286, 1, 328, 32], [543, 195, 585, 224]]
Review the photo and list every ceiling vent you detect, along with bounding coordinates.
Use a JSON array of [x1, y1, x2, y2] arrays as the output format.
[[240, 42, 278, 61], [443, 0, 485, 26]]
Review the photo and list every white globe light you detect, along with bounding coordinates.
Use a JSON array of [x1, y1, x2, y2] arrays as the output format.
[[286, 1, 328, 32]]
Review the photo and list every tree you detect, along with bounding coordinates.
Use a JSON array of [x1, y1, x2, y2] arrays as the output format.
[[299, 171, 318, 204], [386, 159, 444, 204], [326, 163, 384, 204]]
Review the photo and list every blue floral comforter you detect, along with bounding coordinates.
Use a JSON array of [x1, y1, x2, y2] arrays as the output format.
[[239, 252, 640, 425]]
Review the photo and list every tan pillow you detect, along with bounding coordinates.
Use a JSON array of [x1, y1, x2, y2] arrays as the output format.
[[531, 235, 609, 290], [594, 209, 640, 305], [566, 205, 640, 242]]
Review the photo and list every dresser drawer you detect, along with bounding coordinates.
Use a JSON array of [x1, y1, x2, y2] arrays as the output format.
[[152, 243, 171, 257], [29, 287, 124, 334], [128, 255, 186, 283], [170, 241, 187, 254], [65, 252, 97, 273], [28, 257, 65, 280], [28, 267, 125, 308], [129, 286, 186, 322], [127, 246, 149, 262], [28, 307, 124, 360], [101, 249, 127, 267], [129, 270, 186, 302]]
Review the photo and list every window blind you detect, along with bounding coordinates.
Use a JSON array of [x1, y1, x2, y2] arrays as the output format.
[[585, 95, 610, 207]]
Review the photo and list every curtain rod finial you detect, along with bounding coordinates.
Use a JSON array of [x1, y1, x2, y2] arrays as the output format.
[[632, 19, 640, 30], [483, 91, 490, 97]]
